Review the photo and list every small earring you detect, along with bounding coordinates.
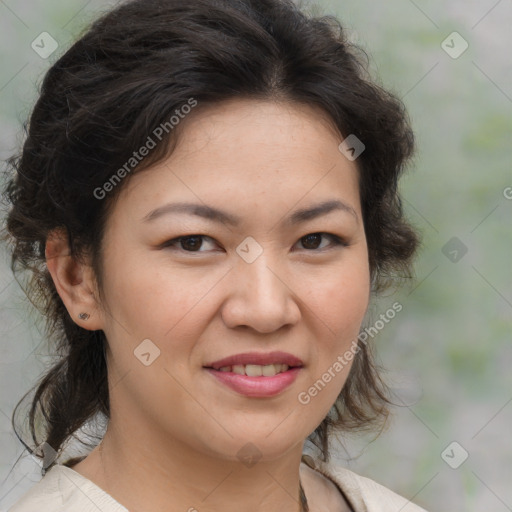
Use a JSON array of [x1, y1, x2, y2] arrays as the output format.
[[78, 312, 90, 320]]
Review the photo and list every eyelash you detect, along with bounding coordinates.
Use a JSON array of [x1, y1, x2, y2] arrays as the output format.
[[159, 233, 349, 254]]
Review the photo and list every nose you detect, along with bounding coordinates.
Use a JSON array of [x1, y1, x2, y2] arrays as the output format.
[[221, 253, 301, 334]]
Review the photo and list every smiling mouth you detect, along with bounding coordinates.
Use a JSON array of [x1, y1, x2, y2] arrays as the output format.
[[206, 363, 297, 377], [204, 364, 302, 397]]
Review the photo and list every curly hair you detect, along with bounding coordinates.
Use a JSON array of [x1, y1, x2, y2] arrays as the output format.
[[1, 0, 420, 474]]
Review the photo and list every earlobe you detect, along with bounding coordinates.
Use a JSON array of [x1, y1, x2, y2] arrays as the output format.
[[45, 228, 104, 330]]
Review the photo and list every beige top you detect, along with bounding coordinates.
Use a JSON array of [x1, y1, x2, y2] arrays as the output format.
[[8, 455, 428, 511]]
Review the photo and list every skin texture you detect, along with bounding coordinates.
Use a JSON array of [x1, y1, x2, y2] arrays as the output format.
[[45, 98, 368, 512]]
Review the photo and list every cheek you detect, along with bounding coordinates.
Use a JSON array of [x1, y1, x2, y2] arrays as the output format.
[[100, 249, 226, 360], [101, 247, 181, 321], [298, 267, 369, 416], [303, 259, 370, 342], [331, 270, 369, 326]]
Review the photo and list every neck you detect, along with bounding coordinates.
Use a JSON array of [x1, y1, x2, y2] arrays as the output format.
[[73, 418, 307, 512]]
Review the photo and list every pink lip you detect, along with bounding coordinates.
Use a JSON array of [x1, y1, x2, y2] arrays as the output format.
[[205, 367, 301, 397], [204, 351, 304, 370]]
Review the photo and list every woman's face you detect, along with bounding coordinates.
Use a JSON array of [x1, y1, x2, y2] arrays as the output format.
[[95, 99, 370, 462]]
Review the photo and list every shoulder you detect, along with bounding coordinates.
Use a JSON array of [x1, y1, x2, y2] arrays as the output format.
[[7, 465, 128, 512], [302, 455, 430, 512]]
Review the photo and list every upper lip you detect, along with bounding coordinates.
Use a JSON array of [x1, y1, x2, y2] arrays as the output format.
[[204, 351, 304, 370]]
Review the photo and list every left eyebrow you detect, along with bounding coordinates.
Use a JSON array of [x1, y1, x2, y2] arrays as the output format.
[[286, 199, 358, 225], [142, 199, 358, 226]]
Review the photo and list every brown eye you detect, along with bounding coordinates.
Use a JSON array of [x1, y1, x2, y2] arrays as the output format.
[[300, 233, 323, 250], [179, 236, 204, 251], [160, 235, 217, 252], [296, 233, 346, 251]]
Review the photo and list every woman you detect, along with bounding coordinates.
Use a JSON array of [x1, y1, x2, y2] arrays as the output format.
[[2, 0, 428, 510]]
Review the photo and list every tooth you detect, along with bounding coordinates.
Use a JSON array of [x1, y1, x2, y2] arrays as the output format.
[[233, 365, 245, 375], [245, 364, 263, 377], [220, 364, 289, 376], [262, 364, 278, 377]]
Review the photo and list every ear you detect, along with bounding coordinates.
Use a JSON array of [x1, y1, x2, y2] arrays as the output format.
[[45, 228, 105, 331]]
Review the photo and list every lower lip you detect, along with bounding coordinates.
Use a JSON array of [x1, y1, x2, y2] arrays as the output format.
[[204, 367, 302, 397]]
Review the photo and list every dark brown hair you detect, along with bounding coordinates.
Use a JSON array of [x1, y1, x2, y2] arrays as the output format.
[[1, 0, 420, 474]]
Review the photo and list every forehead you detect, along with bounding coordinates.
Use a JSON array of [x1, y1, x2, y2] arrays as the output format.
[[118, 98, 361, 218], [169, 98, 345, 161]]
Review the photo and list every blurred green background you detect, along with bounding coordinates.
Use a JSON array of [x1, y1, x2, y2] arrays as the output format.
[[0, 1, 510, 510]]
